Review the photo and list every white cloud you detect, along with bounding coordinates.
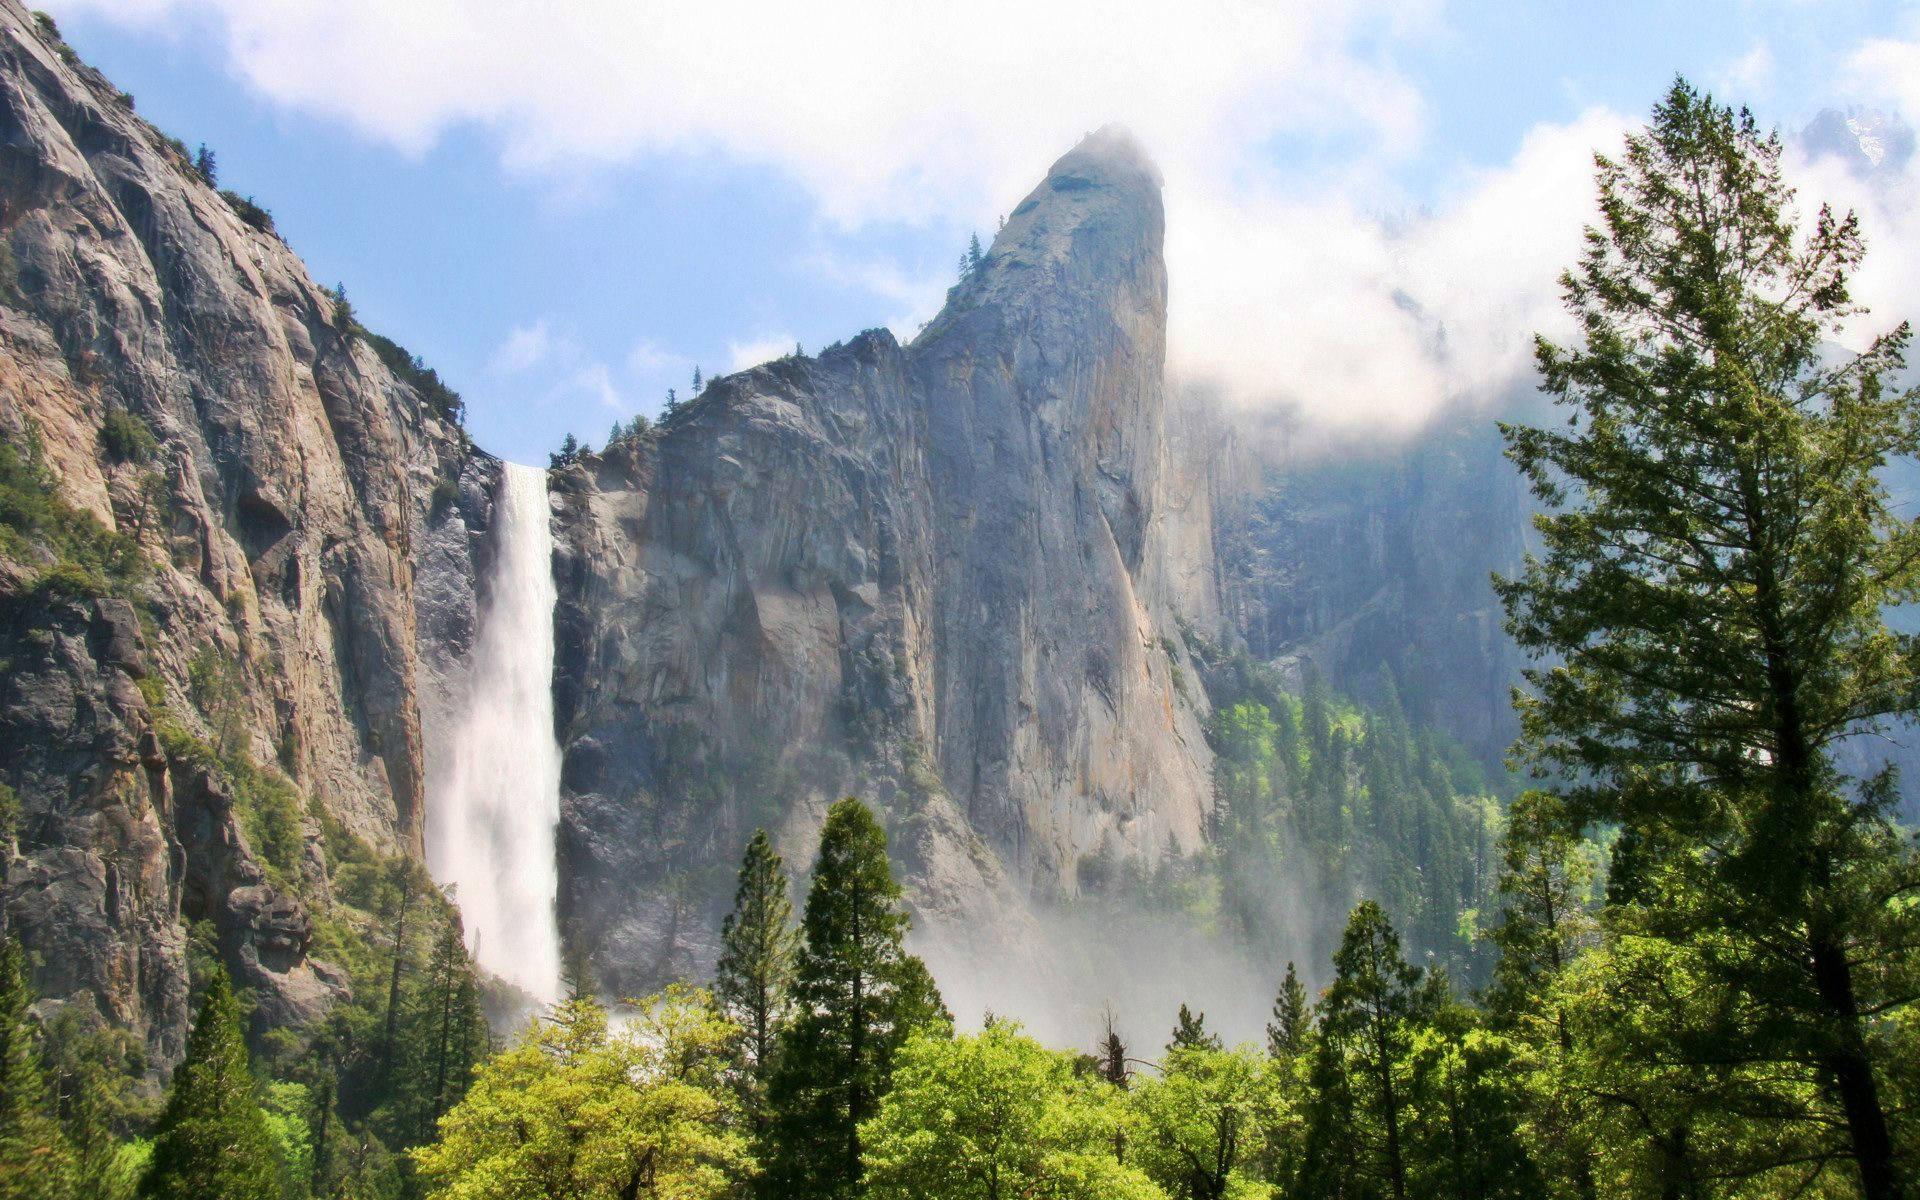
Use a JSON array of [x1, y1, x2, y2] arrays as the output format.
[[1715, 42, 1775, 98], [54, 0, 1435, 228], [1166, 108, 1625, 430], [558, 363, 623, 413], [625, 337, 678, 375], [54, 0, 1918, 433], [489, 319, 554, 374], [727, 334, 799, 373]]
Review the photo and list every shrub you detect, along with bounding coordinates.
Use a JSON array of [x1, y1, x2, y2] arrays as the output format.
[[99, 407, 156, 463], [1, 424, 145, 596], [429, 477, 459, 515], [358, 329, 465, 425], [218, 191, 274, 234]]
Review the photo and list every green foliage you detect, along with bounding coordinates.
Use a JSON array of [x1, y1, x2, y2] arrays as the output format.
[[1200, 653, 1503, 981], [1499, 76, 1920, 1200], [99, 407, 157, 464], [428, 477, 459, 516], [1299, 902, 1538, 1200], [39, 1004, 155, 1200], [862, 1023, 1161, 1200], [713, 828, 798, 1127], [139, 969, 281, 1200], [412, 991, 749, 1200], [166, 655, 306, 888], [763, 797, 951, 1200], [218, 191, 275, 234], [1166, 1004, 1221, 1055], [356, 330, 465, 426], [1130, 1044, 1281, 1200], [0, 423, 145, 600], [1265, 962, 1312, 1063], [0, 937, 78, 1200]]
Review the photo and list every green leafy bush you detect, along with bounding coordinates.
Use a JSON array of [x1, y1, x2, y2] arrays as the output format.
[[99, 407, 156, 463], [0, 424, 145, 598]]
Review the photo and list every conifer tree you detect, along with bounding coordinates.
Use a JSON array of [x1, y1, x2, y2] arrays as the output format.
[[763, 798, 949, 1200], [1298, 901, 1429, 1200], [967, 232, 984, 274], [692, 365, 704, 394], [1499, 77, 1920, 1200], [1166, 1004, 1221, 1054], [0, 938, 76, 1200], [193, 144, 215, 186], [715, 829, 799, 1125], [139, 968, 280, 1200], [1266, 961, 1312, 1062]]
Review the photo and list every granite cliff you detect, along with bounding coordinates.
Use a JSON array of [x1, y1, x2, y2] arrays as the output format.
[[549, 131, 1223, 994], [0, 0, 493, 1065], [0, 1, 1533, 1063]]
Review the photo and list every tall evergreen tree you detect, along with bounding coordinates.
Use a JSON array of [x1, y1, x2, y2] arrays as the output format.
[[1498, 77, 1920, 1200], [139, 968, 280, 1200], [1266, 961, 1312, 1062], [1166, 1004, 1221, 1055], [0, 938, 76, 1200], [1298, 901, 1430, 1200], [762, 798, 949, 1200], [715, 829, 799, 1125]]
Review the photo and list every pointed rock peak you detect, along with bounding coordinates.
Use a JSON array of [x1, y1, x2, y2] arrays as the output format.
[[990, 124, 1162, 255], [916, 126, 1164, 345], [1044, 124, 1164, 194]]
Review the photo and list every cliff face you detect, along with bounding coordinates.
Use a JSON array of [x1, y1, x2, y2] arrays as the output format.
[[1221, 414, 1530, 764], [552, 131, 1217, 991], [0, 1, 1543, 1047], [0, 1, 483, 1064]]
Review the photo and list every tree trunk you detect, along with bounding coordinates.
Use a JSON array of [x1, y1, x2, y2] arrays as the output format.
[[1810, 928, 1905, 1200]]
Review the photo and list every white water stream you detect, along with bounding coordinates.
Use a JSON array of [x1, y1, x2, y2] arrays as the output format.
[[427, 462, 563, 1005]]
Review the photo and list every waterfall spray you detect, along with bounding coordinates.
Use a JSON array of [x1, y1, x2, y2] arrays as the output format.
[[427, 462, 563, 1005]]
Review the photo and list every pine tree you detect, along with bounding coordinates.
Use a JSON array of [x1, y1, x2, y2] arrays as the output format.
[[763, 798, 949, 1200], [715, 829, 799, 1127], [0, 938, 76, 1200], [1298, 901, 1429, 1200], [967, 232, 984, 274], [1498, 77, 1920, 1200], [192, 144, 215, 187], [692, 365, 704, 394], [664, 388, 679, 417], [1166, 1003, 1220, 1054], [1266, 961, 1312, 1061], [140, 968, 280, 1200]]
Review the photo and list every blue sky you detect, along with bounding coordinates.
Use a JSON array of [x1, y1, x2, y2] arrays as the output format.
[[46, 0, 1920, 465]]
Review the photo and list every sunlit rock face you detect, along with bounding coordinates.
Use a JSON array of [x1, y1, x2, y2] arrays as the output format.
[[0, 0, 479, 1065], [0, 0, 1546, 1048], [550, 129, 1222, 994]]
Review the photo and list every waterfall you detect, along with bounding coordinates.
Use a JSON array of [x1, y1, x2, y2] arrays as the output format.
[[427, 462, 563, 1005]]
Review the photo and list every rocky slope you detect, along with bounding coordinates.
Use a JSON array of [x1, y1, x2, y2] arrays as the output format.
[[0, 2, 1542, 1053], [0, 1, 487, 1065], [551, 130, 1220, 993]]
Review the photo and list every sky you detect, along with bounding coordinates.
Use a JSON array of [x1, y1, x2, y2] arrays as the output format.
[[43, 0, 1920, 467]]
